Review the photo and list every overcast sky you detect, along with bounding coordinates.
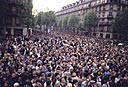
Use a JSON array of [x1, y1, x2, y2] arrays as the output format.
[[33, 0, 76, 12]]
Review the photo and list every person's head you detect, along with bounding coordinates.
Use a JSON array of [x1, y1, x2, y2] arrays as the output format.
[[2, 77, 7, 82], [12, 72, 16, 78], [55, 80, 61, 87], [18, 76, 22, 81], [18, 68, 22, 74], [13, 82, 20, 87], [25, 79, 33, 87], [40, 73, 46, 80], [66, 83, 72, 87], [3, 82, 9, 87], [61, 77, 66, 83], [32, 70, 37, 77]]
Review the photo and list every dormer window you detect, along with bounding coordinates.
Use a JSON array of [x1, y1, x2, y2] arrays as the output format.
[[76, 1, 79, 5]]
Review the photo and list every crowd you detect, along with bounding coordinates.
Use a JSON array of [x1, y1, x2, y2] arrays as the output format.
[[0, 32, 128, 87]]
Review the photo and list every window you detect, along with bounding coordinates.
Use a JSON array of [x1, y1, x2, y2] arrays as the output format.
[[110, 12, 113, 15], [14, 29, 23, 36], [103, 6, 106, 10], [102, 12, 105, 17], [108, 19, 112, 22], [110, 5, 113, 10], [100, 33, 103, 38], [12, 7, 17, 14], [106, 34, 110, 38], [102, 19, 105, 21], [110, 0, 113, 3], [12, 17, 15, 26], [95, 7, 97, 12], [98, 12, 101, 17], [99, 7, 101, 11], [16, 18, 20, 25], [118, 7, 120, 11], [108, 26, 112, 32], [6, 17, 12, 25]]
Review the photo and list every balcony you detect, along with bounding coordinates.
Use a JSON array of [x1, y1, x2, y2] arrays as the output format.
[[99, 22, 112, 26]]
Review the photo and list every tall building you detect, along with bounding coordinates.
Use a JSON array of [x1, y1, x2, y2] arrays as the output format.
[[56, 0, 128, 39], [0, 0, 33, 37]]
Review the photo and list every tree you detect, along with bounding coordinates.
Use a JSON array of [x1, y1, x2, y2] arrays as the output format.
[[62, 16, 69, 28], [112, 8, 128, 34], [57, 19, 63, 30], [78, 21, 84, 30], [45, 11, 56, 28], [68, 14, 80, 33], [31, 15, 36, 27], [83, 10, 98, 32], [36, 11, 56, 29], [36, 11, 44, 29], [22, 0, 33, 28], [68, 14, 80, 28], [61, 16, 69, 32], [77, 21, 84, 34]]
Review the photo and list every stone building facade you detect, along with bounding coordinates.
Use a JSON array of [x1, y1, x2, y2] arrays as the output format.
[[56, 0, 128, 39], [0, 0, 32, 37]]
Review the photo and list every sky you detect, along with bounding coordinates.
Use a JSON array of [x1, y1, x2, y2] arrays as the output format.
[[33, 0, 76, 12]]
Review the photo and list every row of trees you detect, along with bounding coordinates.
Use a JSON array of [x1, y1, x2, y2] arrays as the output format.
[[57, 10, 98, 35], [34, 10, 98, 35], [34, 8, 128, 36]]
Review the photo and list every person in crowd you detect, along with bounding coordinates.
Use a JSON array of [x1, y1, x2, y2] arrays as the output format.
[[0, 31, 127, 87]]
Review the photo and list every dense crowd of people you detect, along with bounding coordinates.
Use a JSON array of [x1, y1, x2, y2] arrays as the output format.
[[0, 32, 128, 87]]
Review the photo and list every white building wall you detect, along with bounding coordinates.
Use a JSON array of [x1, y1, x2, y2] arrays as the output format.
[[23, 28, 27, 36], [11, 28, 14, 35]]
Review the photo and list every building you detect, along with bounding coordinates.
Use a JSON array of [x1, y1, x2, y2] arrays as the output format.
[[0, 0, 33, 37], [56, 0, 128, 39]]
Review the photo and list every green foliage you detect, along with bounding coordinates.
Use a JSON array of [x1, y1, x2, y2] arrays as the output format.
[[36, 11, 44, 27], [36, 11, 56, 28], [57, 19, 63, 28], [68, 14, 80, 27], [45, 11, 56, 27], [31, 15, 36, 26], [112, 8, 128, 33], [83, 10, 98, 31], [62, 16, 69, 28], [22, 0, 33, 28], [78, 21, 84, 30]]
